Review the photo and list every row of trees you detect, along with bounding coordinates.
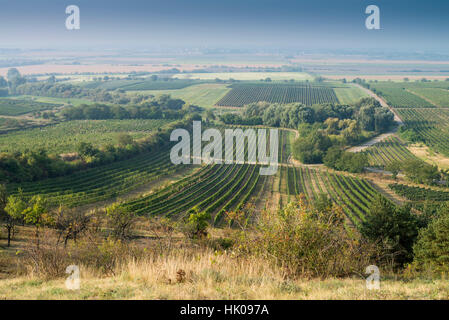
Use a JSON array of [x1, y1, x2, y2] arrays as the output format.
[[386, 159, 442, 185], [60, 95, 197, 121], [220, 98, 394, 134], [0, 185, 139, 248]]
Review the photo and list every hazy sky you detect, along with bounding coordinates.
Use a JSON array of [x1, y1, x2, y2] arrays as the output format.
[[0, 0, 448, 52]]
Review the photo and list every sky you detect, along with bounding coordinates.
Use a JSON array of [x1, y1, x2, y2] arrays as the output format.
[[0, 0, 448, 52]]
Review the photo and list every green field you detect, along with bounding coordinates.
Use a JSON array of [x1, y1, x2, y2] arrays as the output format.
[[0, 98, 61, 116], [334, 86, 370, 104], [127, 83, 231, 108], [0, 119, 171, 154]]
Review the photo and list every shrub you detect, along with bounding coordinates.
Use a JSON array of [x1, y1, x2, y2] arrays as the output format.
[[361, 195, 420, 267], [413, 210, 449, 274], [179, 208, 211, 239], [244, 201, 377, 278]]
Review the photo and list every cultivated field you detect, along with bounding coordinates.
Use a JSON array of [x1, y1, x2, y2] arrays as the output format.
[[0, 119, 171, 154], [127, 83, 231, 108], [215, 83, 339, 107]]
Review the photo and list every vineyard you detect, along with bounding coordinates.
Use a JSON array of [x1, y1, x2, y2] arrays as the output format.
[[369, 84, 434, 108], [396, 108, 449, 156], [215, 83, 339, 107], [406, 88, 449, 108], [122, 163, 265, 226], [390, 183, 449, 202], [0, 98, 61, 116], [278, 165, 380, 228], [7, 148, 182, 208], [363, 136, 418, 167], [0, 119, 171, 154]]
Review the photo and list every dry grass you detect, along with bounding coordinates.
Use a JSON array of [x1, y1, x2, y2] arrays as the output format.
[[1, 214, 448, 300], [408, 144, 449, 170], [1, 251, 449, 300]]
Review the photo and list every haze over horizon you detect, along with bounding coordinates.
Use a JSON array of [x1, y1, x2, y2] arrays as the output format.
[[0, 0, 448, 54]]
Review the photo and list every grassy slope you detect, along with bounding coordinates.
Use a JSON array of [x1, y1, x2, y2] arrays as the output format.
[[127, 83, 231, 108]]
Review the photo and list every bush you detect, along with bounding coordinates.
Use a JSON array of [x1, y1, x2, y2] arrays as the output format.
[[179, 209, 211, 239], [244, 201, 377, 278], [413, 210, 449, 274], [361, 195, 421, 267]]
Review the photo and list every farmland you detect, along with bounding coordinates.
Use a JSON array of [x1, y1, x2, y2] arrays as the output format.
[[0, 98, 61, 116], [174, 72, 313, 81], [390, 183, 449, 202], [406, 88, 449, 107], [277, 165, 379, 228], [334, 86, 370, 104], [215, 83, 339, 107], [0, 119, 171, 154], [363, 136, 418, 167], [83, 79, 203, 91], [7, 148, 182, 208], [396, 108, 449, 156], [127, 83, 231, 108], [369, 84, 434, 108]]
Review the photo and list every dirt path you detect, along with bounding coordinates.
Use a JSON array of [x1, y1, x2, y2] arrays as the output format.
[[353, 83, 403, 125], [347, 132, 399, 153]]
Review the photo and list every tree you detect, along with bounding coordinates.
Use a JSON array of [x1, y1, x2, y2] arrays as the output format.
[[77, 142, 99, 159], [22, 195, 51, 248], [413, 210, 449, 273], [117, 133, 134, 147], [106, 202, 136, 240], [0, 76, 7, 88], [385, 160, 401, 180], [6, 68, 20, 81], [361, 195, 420, 266], [54, 206, 91, 247], [2, 188, 26, 247]]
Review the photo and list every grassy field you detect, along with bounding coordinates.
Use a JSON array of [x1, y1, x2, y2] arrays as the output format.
[[174, 72, 313, 81], [127, 83, 231, 108], [334, 86, 370, 104], [0, 248, 447, 299], [0, 119, 171, 154]]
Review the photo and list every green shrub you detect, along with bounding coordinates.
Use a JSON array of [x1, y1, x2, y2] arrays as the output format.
[[413, 210, 449, 274]]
